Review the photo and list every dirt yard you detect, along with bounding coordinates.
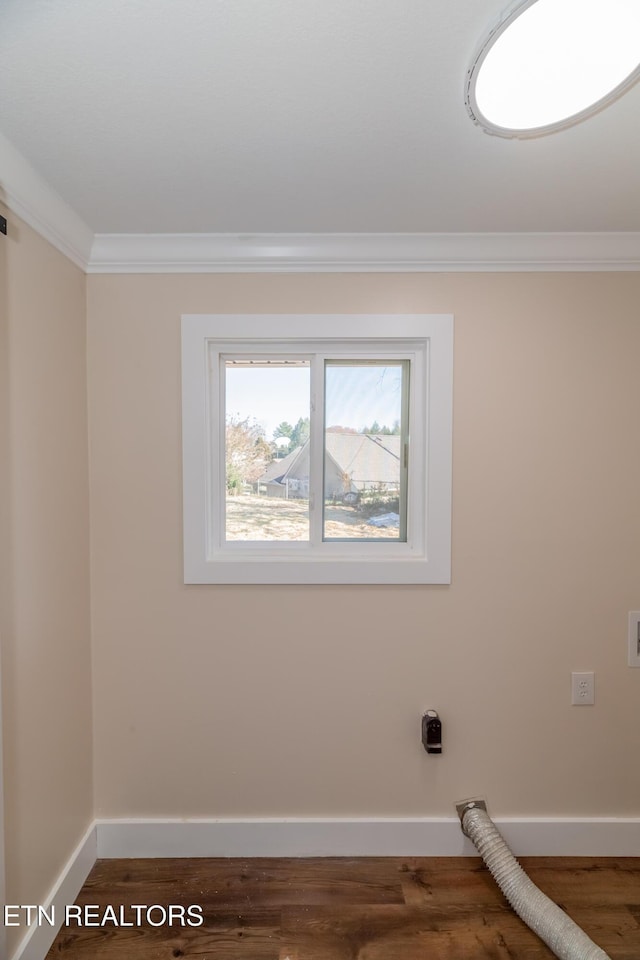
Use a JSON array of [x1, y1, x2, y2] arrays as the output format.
[[226, 495, 399, 540]]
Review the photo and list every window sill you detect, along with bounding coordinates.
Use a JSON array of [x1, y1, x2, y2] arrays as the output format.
[[184, 554, 449, 585]]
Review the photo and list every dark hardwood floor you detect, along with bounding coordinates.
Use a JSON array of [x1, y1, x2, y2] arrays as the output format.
[[45, 856, 640, 959]]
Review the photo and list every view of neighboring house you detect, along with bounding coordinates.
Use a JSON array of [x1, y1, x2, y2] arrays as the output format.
[[255, 434, 401, 500]]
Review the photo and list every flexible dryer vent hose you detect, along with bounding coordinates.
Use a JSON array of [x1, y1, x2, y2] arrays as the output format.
[[458, 802, 611, 960]]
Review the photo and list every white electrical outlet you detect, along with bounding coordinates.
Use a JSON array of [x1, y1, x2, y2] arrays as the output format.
[[571, 671, 595, 705], [628, 612, 640, 667]]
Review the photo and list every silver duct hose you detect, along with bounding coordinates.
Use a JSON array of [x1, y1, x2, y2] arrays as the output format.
[[457, 800, 611, 960]]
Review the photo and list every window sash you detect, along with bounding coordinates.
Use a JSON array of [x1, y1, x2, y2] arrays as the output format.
[[321, 359, 409, 543], [215, 346, 420, 554], [220, 353, 312, 545]]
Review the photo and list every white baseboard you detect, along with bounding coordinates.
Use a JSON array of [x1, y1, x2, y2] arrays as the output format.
[[96, 816, 640, 859], [96, 817, 473, 858], [11, 823, 97, 960]]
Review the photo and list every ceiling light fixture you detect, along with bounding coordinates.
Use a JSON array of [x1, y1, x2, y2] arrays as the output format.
[[465, 0, 640, 138]]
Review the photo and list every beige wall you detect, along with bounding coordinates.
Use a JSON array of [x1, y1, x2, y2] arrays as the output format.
[[1, 207, 93, 954], [87, 271, 640, 820], [1, 222, 637, 947]]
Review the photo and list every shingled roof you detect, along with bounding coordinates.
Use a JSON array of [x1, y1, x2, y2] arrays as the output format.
[[257, 434, 401, 489]]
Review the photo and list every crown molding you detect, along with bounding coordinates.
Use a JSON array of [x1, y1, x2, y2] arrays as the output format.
[[88, 230, 640, 273], [2, 131, 640, 273], [0, 132, 93, 270]]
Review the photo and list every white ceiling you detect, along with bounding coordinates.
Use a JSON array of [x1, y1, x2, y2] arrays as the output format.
[[1, 0, 639, 264]]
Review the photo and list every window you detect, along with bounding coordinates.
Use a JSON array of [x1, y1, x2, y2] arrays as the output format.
[[181, 314, 453, 584]]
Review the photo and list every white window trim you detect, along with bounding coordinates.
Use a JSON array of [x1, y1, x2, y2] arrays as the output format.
[[181, 314, 453, 584]]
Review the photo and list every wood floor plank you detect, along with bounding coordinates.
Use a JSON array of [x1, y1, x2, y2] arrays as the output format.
[[50, 924, 282, 960], [45, 856, 639, 959], [76, 857, 404, 907], [280, 904, 556, 960], [397, 857, 511, 905], [559, 906, 640, 959], [518, 858, 640, 906]]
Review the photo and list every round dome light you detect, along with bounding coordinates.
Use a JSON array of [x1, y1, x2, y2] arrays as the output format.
[[465, 0, 640, 138]]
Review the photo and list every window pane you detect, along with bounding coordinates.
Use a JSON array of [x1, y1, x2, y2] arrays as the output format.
[[323, 361, 408, 541], [224, 361, 310, 541]]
